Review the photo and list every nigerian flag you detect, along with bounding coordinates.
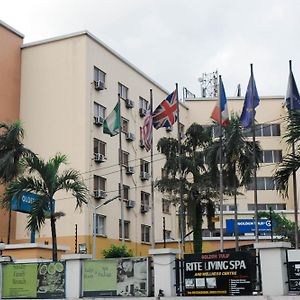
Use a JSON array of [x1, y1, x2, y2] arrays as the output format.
[[103, 102, 120, 136]]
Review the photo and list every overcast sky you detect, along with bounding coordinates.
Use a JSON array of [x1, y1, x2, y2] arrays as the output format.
[[2, 0, 300, 97]]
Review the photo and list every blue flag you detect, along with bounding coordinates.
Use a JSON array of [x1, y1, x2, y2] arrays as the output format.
[[285, 69, 300, 110], [240, 73, 260, 128]]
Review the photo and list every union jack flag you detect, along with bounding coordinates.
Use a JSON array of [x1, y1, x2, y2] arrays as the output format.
[[141, 108, 153, 151], [152, 91, 178, 129]]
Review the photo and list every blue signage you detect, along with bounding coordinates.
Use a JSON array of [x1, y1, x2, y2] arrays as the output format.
[[11, 192, 54, 214], [226, 219, 272, 234]]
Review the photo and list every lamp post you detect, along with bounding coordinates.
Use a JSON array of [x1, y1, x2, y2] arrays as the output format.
[[92, 195, 119, 259], [0, 240, 5, 256]]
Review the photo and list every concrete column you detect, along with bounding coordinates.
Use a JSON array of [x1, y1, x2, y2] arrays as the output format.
[[0, 257, 12, 299], [255, 242, 291, 296], [149, 248, 179, 297], [61, 253, 92, 299]]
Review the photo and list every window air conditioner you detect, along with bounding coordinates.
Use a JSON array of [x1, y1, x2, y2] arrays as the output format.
[[126, 200, 135, 208], [125, 99, 134, 109], [126, 132, 135, 141], [94, 190, 107, 199], [139, 108, 147, 117], [94, 153, 106, 163], [139, 139, 145, 148], [140, 171, 150, 181], [94, 116, 104, 126], [141, 205, 149, 213], [94, 81, 105, 91], [126, 166, 135, 175]]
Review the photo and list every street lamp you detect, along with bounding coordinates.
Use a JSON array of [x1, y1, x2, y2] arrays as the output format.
[[92, 195, 119, 259], [0, 240, 5, 256]]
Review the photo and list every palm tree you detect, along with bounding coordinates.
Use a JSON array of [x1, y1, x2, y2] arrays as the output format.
[[0, 121, 34, 243], [156, 123, 217, 254], [2, 154, 89, 261], [207, 114, 261, 250]]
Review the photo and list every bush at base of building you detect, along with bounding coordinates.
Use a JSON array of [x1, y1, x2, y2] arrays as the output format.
[[102, 245, 133, 258]]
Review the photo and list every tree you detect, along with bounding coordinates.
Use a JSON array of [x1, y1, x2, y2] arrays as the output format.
[[0, 121, 35, 243], [156, 123, 216, 254], [207, 114, 261, 250], [2, 154, 88, 261]]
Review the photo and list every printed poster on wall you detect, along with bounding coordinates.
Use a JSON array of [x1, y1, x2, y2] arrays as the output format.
[[287, 261, 300, 291], [83, 257, 150, 297], [2, 262, 65, 299], [184, 252, 254, 296]]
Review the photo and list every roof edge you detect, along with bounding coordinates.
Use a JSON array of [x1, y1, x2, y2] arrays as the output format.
[[22, 30, 169, 94], [0, 20, 24, 38]]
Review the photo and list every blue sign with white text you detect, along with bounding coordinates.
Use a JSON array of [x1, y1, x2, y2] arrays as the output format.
[[226, 219, 272, 234], [11, 192, 54, 214]]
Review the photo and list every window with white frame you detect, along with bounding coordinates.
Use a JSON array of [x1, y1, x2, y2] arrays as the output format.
[[95, 214, 106, 236], [164, 230, 172, 240], [243, 124, 281, 137], [139, 97, 148, 110], [247, 203, 286, 211], [119, 184, 129, 201], [141, 224, 150, 243], [121, 117, 129, 133], [162, 199, 171, 214], [94, 139, 106, 156], [247, 177, 277, 190], [118, 83, 128, 99], [119, 220, 130, 239], [260, 150, 282, 163], [140, 159, 150, 174], [119, 150, 129, 167], [94, 102, 106, 118], [94, 67, 106, 84], [141, 192, 150, 211], [94, 175, 106, 191], [216, 204, 236, 212]]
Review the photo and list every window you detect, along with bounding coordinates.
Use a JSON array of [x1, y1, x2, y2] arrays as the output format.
[[95, 214, 106, 236], [244, 124, 281, 137], [141, 225, 150, 243], [141, 191, 150, 211], [260, 150, 282, 163], [139, 97, 148, 110], [247, 203, 286, 211], [118, 83, 128, 99], [94, 102, 106, 118], [164, 230, 172, 240], [247, 177, 276, 190], [94, 175, 106, 191], [162, 199, 171, 214], [121, 117, 129, 133], [216, 204, 236, 212], [119, 184, 129, 201], [94, 139, 106, 156], [119, 150, 129, 167], [140, 159, 150, 174], [94, 66, 106, 84], [119, 220, 130, 239]]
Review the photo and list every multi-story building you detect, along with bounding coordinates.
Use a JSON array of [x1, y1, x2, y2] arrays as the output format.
[[0, 22, 296, 257], [0, 20, 24, 243]]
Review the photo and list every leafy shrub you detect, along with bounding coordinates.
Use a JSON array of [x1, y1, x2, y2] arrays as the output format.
[[102, 244, 133, 258]]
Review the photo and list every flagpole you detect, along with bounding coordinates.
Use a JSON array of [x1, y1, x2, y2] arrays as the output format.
[[218, 75, 224, 253], [289, 60, 299, 249], [150, 89, 155, 249], [118, 94, 125, 247], [250, 64, 259, 243], [176, 83, 185, 257]]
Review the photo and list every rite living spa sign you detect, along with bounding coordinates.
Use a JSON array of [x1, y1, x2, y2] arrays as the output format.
[[184, 252, 255, 296]]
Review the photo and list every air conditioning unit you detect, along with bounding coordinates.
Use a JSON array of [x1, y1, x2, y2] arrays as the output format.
[[94, 153, 106, 163], [141, 205, 149, 213], [94, 80, 105, 91], [126, 166, 135, 175], [166, 126, 173, 132], [94, 116, 104, 126], [126, 200, 135, 208], [139, 139, 145, 148], [94, 190, 107, 199], [139, 108, 147, 117], [125, 98, 134, 109], [126, 132, 135, 141], [140, 171, 150, 181]]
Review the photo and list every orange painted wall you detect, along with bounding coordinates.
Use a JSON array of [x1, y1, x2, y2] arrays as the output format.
[[0, 24, 23, 243]]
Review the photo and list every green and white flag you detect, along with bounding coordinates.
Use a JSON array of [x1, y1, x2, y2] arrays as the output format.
[[103, 102, 120, 136]]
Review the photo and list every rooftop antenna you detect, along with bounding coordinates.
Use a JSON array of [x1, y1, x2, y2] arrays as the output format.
[[198, 71, 218, 98]]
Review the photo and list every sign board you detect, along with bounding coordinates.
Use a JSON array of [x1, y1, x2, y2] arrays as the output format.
[[184, 252, 255, 296], [2, 262, 65, 299], [226, 219, 272, 234], [83, 257, 150, 297], [287, 261, 300, 291], [11, 192, 54, 214]]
